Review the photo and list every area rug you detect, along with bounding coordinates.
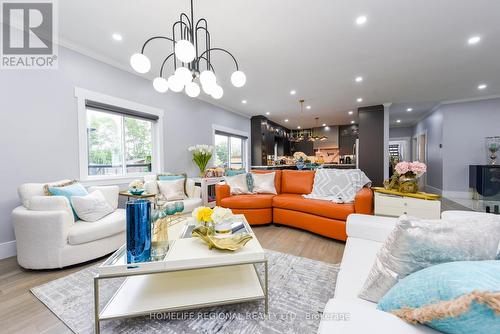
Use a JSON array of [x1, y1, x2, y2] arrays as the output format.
[[31, 250, 339, 334]]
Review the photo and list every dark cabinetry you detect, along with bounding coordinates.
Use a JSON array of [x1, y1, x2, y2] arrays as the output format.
[[339, 124, 359, 155], [251, 116, 291, 166], [291, 140, 314, 156]]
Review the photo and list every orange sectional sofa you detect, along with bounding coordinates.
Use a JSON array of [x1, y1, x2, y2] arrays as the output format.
[[215, 170, 374, 241]]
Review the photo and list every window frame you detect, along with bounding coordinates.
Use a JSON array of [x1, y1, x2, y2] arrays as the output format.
[[212, 124, 249, 170], [75, 87, 164, 185]]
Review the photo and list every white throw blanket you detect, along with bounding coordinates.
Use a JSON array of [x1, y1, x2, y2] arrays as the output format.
[[303, 168, 371, 203]]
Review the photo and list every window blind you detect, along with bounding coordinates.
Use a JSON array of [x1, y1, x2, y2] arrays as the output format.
[[85, 100, 159, 121], [214, 130, 247, 140]]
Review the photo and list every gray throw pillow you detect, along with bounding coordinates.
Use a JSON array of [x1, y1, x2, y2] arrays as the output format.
[[358, 215, 500, 303]]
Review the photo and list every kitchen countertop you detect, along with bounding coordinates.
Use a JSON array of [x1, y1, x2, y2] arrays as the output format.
[[251, 164, 356, 169]]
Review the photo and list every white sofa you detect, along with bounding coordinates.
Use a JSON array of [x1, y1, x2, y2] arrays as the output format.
[[318, 213, 441, 334], [13, 180, 125, 269], [143, 175, 202, 212]]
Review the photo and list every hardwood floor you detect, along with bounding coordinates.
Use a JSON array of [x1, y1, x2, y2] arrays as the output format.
[[0, 224, 345, 334]]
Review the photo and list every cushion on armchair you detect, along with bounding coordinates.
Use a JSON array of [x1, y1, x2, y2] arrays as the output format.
[[18, 179, 72, 208], [48, 182, 88, 220], [71, 190, 114, 222]]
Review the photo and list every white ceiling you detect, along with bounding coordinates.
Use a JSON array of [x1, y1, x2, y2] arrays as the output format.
[[55, 0, 500, 128]]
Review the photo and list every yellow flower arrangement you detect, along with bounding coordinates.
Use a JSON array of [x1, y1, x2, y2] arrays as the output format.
[[194, 207, 213, 223]]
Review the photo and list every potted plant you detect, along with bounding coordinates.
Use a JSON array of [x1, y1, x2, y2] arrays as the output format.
[[188, 144, 214, 177]]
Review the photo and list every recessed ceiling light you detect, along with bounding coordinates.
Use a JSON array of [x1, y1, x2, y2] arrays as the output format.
[[325, 126, 330, 130], [112, 33, 123, 41], [265, 112, 270, 115], [478, 84, 487, 90], [241, 100, 247, 104], [396, 119, 401, 123], [322, 123, 326, 127], [468, 36, 481, 45], [348, 110, 354, 115], [306, 105, 311, 109], [356, 15, 367, 26], [284, 119, 289, 122], [290, 90, 296, 95], [406, 107, 413, 112], [350, 120, 355, 124], [356, 98, 363, 103], [355, 76, 363, 83], [297, 125, 301, 129]]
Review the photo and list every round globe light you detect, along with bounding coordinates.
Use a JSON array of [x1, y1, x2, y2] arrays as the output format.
[[175, 67, 193, 84], [200, 70, 216, 86], [175, 40, 196, 63], [130, 53, 151, 73], [231, 70, 246, 87], [167, 75, 184, 93], [185, 82, 201, 98], [211, 85, 223, 99], [201, 82, 214, 95], [152, 77, 168, 93]]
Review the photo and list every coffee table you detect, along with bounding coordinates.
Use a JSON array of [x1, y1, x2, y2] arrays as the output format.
[[94, 215, 268, 333]]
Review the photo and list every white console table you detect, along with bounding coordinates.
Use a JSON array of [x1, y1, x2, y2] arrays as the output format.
[[374, 191, 441, 219], [192, 177, 225, 208]]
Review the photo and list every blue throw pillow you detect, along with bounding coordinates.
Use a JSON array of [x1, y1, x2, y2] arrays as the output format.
[[225, 169, 246, 177], [157, 174, 185, 181], [378, 260, 500, 334], [48, 182, 88, 220]]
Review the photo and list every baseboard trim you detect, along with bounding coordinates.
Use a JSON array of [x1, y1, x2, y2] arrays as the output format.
[[424, 185, 443, 195], [0, 240, 16, 260]]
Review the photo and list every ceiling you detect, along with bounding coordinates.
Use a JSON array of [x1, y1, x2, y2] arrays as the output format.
[[54, 0, 500, 128]]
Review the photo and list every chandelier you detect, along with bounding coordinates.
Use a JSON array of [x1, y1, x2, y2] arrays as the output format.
[[289, 100, 328, 142], [129, 0, 246, 99]]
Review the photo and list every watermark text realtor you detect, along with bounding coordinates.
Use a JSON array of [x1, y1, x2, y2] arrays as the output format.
[[1, 0, 58, 69]]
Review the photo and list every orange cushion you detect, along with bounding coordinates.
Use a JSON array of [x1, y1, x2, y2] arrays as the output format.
[[220, 194, 274, 209], [281, 170, 315, 194], [251, 170, 281, 194], [272, 193, 355, 221]]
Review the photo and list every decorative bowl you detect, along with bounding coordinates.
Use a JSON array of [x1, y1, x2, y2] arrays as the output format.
[[129, 189, 145, 195]]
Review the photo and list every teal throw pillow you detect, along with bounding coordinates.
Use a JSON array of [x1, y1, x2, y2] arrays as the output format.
[[378, 260, 500, 334], [246, 173, 254, 193], [48, 182, 88, 220], [225, 169, 246, 177]]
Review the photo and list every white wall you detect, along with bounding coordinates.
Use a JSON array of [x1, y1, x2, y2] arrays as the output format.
[[0, 46, 250, 256]]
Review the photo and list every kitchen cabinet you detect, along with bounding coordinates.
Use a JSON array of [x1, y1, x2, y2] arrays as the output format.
[[251, 116, 291, 166], [339, 124, 359, 155]]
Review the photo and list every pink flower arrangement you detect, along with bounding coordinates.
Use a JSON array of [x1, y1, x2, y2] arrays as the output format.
[[395, 161, 427, 177]]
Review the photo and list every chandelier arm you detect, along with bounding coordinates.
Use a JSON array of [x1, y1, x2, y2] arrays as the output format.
[[196, 47, 239, 70], [140, 36, 174, 54], [159, 52, 175, 77], [196, 25, 212, 71], [197, 56, 216, 73]]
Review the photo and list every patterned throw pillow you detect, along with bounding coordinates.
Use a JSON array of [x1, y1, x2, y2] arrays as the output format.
[[358, 215, 500, 303], [378, 261, 500, 334]]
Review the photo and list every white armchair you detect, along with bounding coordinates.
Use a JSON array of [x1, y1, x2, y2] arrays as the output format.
[[144, 175, 202, 213], [13, 181, 125, 269]]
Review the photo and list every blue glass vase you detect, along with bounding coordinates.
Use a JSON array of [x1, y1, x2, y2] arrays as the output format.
[[126, 200, 151, 263]]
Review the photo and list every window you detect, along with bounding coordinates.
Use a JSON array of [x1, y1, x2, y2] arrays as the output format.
[[76, 88, 163, 181], [214, 130, 247, 169], [86, 109, 153, 176]]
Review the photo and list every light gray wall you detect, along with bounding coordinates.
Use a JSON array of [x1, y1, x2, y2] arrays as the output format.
[[389, 126, 413, 139], [441, 98, 500, 194], [412, 97, 500, 195], [413, 109, 444, 190], [0, 46, 250, 247]]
